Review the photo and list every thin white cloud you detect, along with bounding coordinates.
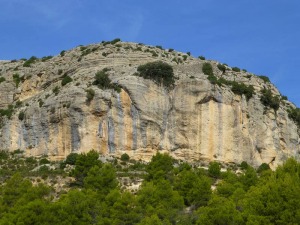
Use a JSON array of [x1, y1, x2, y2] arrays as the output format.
[[0, 0, 82, 29]]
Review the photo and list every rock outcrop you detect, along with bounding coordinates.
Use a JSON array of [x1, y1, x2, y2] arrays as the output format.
[[0, 41, 299, 168]]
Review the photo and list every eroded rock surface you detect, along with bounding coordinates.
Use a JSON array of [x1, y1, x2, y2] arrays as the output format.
[[0, 42, 299, 168]]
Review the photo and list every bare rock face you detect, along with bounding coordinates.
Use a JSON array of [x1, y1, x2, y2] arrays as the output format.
[[0, 42, 299, 168]]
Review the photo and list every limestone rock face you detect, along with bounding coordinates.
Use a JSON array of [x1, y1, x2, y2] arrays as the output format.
[[0, 42, 299, 168]]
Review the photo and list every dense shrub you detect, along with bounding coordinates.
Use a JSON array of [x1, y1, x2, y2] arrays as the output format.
[[93, 69, 121, 92], [41, 56, 53, 62], [0, 105, 14, 119], [232, 67, 241, 72], [240, 161, 249, 170], [121, 153, 130, 161], [231, 82, 255, 101], [13, 73, 23, 87], [23, 56, 37, 67], [137, 61, 175, 88], [202, 62, 213, 76], [198, 56, 205, 60], [258, 75, 270, 83], [40, 158, 50, 165], [103, 38, 121, 46], [85, 88, 95, 102], [60, 50, 66, 56], [52, 86, 60, 96], [257, 163, 271, 173], [65, 153, 78, 165], [18, 111, 25, 121], [208, 161, 221, 178], [110, 38, 121, 45], [205, 74, 255, 101], [0, 77, 5, 83], [217, 64, 226, 73], [260, 88, 280, 111], [287, 107, 300, 128], [61, 75, 73, 86]]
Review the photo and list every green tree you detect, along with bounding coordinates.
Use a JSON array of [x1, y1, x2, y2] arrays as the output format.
[[137, 61, 175, 88], [174, 169, 211, 207], [65, 152, 79, 165], [72, 150, 102, 186], [146, 152, 174, 181], [120, 153, 130, 161], [84, 164, 118, 194], [202, 62, 213, 76], [196, 195, 244, 225], [208, 161, 221, 178], [61, 75, 73, 86], [137, 180, 184, 223]]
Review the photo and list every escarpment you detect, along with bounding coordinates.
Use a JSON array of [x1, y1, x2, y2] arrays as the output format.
[[0, 41, 299, 168]]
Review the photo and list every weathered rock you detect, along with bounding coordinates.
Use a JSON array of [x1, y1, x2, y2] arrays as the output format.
[[0, 42, 299, 168]]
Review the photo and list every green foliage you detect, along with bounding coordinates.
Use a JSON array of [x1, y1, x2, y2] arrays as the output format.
[[208, 161, 221, 178], [61, 75, 73, 86], [60, 50, 66, 56], [206, 75, 255, 101], [65, 153, 78, 165], [260, 88, 280, 111], [232, 67, 241, 72], [174, 169, 211, 207], [137, 61, 175, 88], [110, 38, 121, 44], [18, 111, 25, 121], [217, 64, 226, 73], [84, 164, 117, 193], [13, 73, 23, 87], [41, 55, 53, 62], [0, 77, 5, 84], [72, 150, 102, 186], [52, 86, 60, 96], [258, 75, 270, 83], [0, 104, 14, 119], [240, 161, 249, 170], [287, 107, 300, 128], [38, 99, 44, 107], [103, 38, 121, 46], [257, 163, 270, 173], [138, 180, 184, 222], [121, 153, 130, 161], [0, 155, 300, 224], [23, 56, 37, 67], [93, 69, 121, 92], [146, 152, 174, 181], [85, 88, 95, 102], [0, 150, 9, 160], [39, 158, 50, 165], [202, 62, 213, 76], [196, 195, 244, 225], [231, 81, 255, 101], [198, 56, 205, 60]]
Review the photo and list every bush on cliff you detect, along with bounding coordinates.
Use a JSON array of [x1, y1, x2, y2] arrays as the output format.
[[260, 88, 280, 111], [93, 69, 121, 92], [137, 61, 175, 88], [202, 62, 213, 76]]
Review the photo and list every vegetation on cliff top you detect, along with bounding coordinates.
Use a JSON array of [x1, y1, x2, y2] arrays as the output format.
[[137, 61, 175, 88]]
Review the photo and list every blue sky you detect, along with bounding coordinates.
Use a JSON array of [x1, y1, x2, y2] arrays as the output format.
[[1, 0, 300, 106]]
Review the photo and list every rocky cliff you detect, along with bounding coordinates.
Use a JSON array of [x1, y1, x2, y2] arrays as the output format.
[[0, 41, 299, 167]]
